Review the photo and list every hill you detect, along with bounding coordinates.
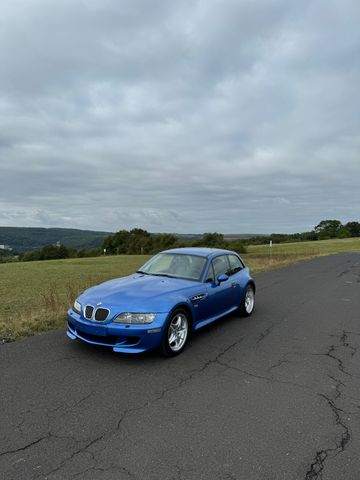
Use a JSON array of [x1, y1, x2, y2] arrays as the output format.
[[0, 227, 112, 252], [0, 227, 268, 254], [176, 233, 267, 241]]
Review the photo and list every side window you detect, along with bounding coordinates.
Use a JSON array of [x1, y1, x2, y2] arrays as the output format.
[[227, 255, 243, 276], [212, 255, 230, 278]]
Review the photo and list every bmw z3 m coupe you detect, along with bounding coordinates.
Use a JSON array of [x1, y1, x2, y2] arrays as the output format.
[[67, 247, 255, 356]]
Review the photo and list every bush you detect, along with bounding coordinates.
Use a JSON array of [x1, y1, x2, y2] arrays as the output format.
[[227, 239, 247, 254], [192, 232, 227, 249], [77, 248, 101, 258], [21, 244, 75, 261]]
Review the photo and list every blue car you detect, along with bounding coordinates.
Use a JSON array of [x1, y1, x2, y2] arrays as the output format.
[[67, 247, 255, 356]]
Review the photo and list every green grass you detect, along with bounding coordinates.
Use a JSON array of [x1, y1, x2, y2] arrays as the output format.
[[1, 238, 359, 341], [247, 237, 360, 255], [0, 255, 150, 340]]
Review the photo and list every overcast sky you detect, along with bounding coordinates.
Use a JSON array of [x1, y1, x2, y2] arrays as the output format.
[[0, 0, 359, 234]]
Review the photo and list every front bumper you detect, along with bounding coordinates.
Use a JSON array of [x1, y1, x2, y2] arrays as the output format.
[[67, 309, 167, 353]]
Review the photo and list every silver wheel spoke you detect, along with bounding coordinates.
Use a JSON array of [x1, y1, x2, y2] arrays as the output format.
[[245, 288, 254, 313], [168, 313, 188, 352]]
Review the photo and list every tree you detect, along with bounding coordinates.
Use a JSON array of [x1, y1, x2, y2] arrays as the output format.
[[227, 239, 247, 253], [151, 233, 178, 252], [345, 221, 360, 237], [101, 228, 176, 255], [102, 230, 131, 254], [128, 228, 152, 254], [314, 220, 344, 239], [193, 232, 226, 248]]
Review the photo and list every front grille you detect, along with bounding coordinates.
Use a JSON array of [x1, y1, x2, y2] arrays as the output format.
[[84, 305, 94, 319], [94, 308, 110, 322]]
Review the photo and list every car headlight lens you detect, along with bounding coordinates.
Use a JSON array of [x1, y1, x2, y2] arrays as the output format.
[[113, 313, 156, 324], [73, 300, 82, 314]]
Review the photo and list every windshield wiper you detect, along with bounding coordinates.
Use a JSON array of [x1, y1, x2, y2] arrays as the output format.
[[137, 271, 175, 278], [150, 273, 175, 278]]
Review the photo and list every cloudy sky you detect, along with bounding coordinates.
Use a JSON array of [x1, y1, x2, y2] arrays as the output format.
[[0, 0, 359, 233]]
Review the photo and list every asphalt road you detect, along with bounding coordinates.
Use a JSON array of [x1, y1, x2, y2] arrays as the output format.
[[1, 253, 360, 480]]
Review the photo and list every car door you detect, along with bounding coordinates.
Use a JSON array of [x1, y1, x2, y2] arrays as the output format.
[[205, 255, 234, 316], [226, 254, 246, 307]]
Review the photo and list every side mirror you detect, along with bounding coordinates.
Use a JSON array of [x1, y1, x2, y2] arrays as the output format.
[[217, 273, 229, 284]]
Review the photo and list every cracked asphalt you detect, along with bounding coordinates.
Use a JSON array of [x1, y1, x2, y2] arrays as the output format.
[[1, 253, 360, 480]]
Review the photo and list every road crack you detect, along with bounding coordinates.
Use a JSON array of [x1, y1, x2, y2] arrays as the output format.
[[304, 331, 355, 479], [0, 434, 50, 458], [34, 338, 245, 478], [305, 393, 351, 480]]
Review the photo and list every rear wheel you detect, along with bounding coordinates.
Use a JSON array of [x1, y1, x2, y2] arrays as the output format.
[[161, 309, 189, 357], [239, 285, 255, 316]]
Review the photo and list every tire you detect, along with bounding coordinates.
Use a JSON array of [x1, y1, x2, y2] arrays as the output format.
[[161, 309, 189, 357], [239, 285, 255, 317]]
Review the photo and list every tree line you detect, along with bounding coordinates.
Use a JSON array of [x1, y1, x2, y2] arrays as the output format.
[[19, 245, 101, 262], [101, 229, 247, 255], [8, 218, 360, 262], [18, 230, 246, 261], [246, 219, 360, 245]]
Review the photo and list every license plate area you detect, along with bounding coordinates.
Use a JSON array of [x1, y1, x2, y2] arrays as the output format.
[[78, 322, 107, 336]]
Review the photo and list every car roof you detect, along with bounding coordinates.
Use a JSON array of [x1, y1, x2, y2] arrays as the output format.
[[161, 247, 237, 258]]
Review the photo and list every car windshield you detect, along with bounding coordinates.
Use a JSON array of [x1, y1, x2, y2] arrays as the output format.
[[138, 253, 207, 281]]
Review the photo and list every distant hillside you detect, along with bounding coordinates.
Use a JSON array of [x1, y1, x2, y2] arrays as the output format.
[[176, 233, 267, 241], [223, 233, 268, 240], [0, 227, 112, 252], [0, 227, 268, 254]]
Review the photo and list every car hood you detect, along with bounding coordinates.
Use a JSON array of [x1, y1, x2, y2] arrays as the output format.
[[78, 273, 199, 313]]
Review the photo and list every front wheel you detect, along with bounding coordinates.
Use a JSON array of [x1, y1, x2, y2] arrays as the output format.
[[161, 309, 189, 357], [239, 285, 255, 317]]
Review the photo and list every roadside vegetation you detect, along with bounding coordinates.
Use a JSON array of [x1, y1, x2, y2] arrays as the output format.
[[0, 255, 147, 342], [1, 218, 359, 264], [247, 237, 360, 255], [247, 219, 360, 245], [17, 230, 246, 262], [1, 237, 359, 343]]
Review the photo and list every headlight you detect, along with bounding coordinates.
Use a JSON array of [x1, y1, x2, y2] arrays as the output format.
[[73, 300, 82, 314], [113, 313, 156, 324]]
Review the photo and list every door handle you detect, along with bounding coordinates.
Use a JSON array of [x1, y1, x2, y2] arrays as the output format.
[[231, 281, 237, 287]]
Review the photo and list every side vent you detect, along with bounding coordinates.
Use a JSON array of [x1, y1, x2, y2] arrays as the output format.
[[190, 293, 207, 303]]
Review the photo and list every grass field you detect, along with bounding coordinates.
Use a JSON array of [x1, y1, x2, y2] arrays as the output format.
[[247, 237, 360, 255], [1, 238, 359, 341]]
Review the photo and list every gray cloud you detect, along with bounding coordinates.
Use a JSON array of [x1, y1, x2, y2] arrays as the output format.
[[0, 0, 359, 233]]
